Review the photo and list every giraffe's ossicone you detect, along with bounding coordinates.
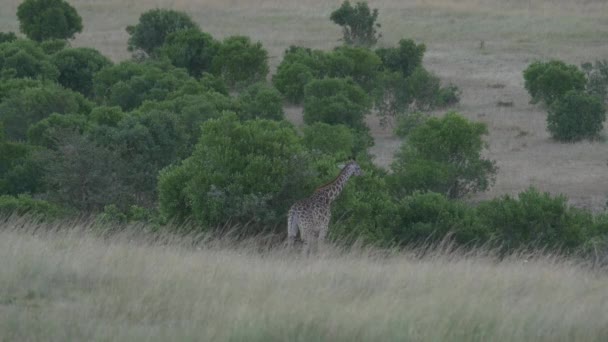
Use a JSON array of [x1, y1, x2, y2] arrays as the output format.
[[287, 160, 363, 253]]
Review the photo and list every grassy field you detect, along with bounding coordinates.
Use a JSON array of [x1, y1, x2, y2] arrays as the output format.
[[2, 0, 608, 210], [0, 217, 607, 341]]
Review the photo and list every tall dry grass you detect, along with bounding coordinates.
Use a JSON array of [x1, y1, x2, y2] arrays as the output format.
[[1, 216, 607, 341]]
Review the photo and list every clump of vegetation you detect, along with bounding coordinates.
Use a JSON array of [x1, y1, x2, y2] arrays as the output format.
[[51, 47, 113, 97], [160, 29, 219, 78], [330, 1, 381, 47], [523, 60, 586, 105], [126, 9, 199, 56], [390, 112, 497, 199], [582, 60, 608, 104], [17, 0, 83, 42], [235, 83, 284, 121], [0, 39, 59, 81], [547, 90, 606, 142], [211, 36, 269, 88]]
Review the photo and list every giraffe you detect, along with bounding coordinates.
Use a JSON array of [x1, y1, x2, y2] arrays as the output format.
[[287, 160, 364, 253]]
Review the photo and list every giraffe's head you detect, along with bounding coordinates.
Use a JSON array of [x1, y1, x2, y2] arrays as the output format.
[[342, 160, 364, 177]]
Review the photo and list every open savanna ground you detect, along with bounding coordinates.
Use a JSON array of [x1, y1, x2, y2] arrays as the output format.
[[4, 0, 607, 210], [1, 218, 607, 341]]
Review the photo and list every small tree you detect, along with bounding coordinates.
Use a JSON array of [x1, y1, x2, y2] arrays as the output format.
[[547, 90, 606, 142], [0, 32, 17, 44], [302, 122, 356, 159], [160, 29, 219, 77], [0, 39, 59, 80], [376, 39, 426, 78], [523, 60, 586, 105], [126, 9, 199, 56], [390, 112, 497, 199], [330, 1, 381, 47], [51, 47, 113, 97], [212, 36, 269, 88], [17, 0, 82, 42]]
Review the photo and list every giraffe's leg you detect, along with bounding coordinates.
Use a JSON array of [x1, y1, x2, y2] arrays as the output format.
[[300, 227, 314, 256], [317, 213, 331, 252], [287, 210, 299, 248]]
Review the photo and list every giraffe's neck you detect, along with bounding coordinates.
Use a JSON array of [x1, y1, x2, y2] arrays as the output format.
[[314, 167, 354, 203]]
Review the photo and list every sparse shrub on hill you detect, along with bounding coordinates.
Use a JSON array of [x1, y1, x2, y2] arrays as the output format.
[[330, 1, 381, 47], [158, 113, 320, 230], [582, 60, 608, 104], [51, 47, 113, 97], [390, 112, 497, 199], [17, 0, 82, 42], [477, 187, 591, 254], [547, 90, 605, 142], [0, 39, 59, 80], [236, 83, 284, 121], [160, 29, 219, 78], [212, 36, 269, 88], [523, 60, 586, 105], [92, 61, 194, 111], [0, 83, 91, 141], [126, 9, 199, 56]]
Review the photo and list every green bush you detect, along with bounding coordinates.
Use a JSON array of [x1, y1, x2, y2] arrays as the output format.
[[0, 32, 17, 44], [0, 39, 59, 80], [0, 83, 91, 141], [17, 0, 82, 41], [477, 188, 591, 253], [0, 128, 44, 195], [212, 36, 269, 88], [372, 71, 412, 125], [27, 113, 89, 148], [391, 191, 487, 247], [160, 29, 219, 77], [39, 38, 68, 54], [272, 46, 327, 103], [523, 60, 586, 105], [326, 46, 382, 92], [0, 194, 65, 219], [390, 112, 497, 199], [236, 83, 284, 121], [376, 39, 426, 78], [330, 1, 381, 47], [547, 90, 606, 141], [158, 113, 318, 230], [302, 122, 356, 159], [394, 111, 427, 138], [126, 9, 199, 56], [303, 78, 371, 132], [51, 47, 113, 97], [89, 106, 125, 127], [92, 61, 194, 111]]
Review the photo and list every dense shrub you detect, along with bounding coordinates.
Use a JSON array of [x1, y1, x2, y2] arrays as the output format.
[[89, 106, 125, 127], [547, 90, 606, 142], [0, 127, 44, 195], [92, 61, 194, 111], [160, 29, 219, 77], [39, 38, 68, 54], [523, 60, 586, 105], [0, 32, 17, 44], [17, 0, 82, 41], [394, 111, 427, 138], [302, 122, 356, 159], [391, 191, 487, 247], [303, 78, 371, 131], [330, 1, 381, 47], [51, 47, 113, 97], [158, 113, 318, 230], [273, 46, 327, 103], [390, 112, 497, 199], [212, 36, 269, 88], [126, 9, 199, 56], [0, 194, 65, 219], [0, 39, 59, 80], [376, 39, 426, 78], [236, 83, 284, 121], [326, 46, 382, 92], [0, 83, 91, 141], [27, 113, 89, 148], [477, 188, 591, 253]]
